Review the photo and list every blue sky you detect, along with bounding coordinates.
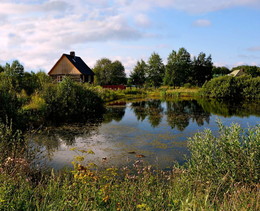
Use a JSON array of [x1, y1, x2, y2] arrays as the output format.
[[0, 0, 260, 75]]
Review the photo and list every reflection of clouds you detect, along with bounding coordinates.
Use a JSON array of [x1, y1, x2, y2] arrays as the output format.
[[47, 131, 130, 169], [38, 99, 260, 170]]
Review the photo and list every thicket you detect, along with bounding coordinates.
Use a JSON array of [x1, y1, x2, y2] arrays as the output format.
[[201, 75, 260, 99]]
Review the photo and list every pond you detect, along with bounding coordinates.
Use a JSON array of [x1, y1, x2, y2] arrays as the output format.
[[30, 97, 260, 169]]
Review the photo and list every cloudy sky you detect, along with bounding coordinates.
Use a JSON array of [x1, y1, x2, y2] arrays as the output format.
[[0, 0, 260, 75]]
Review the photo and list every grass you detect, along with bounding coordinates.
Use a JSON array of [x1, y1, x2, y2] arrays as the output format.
[[91, 86, 201, 102], [0, 122, 259, 210]]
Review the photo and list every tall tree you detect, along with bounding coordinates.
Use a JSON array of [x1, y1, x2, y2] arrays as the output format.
[[146, 53, 165, 87], [164, 48, 191, 87], [191, 52, 213, 86], [93, 58, 127, 85], [109, 60, 127, 85], [93, 58, 112, 85], [129, 59, 147, 87]]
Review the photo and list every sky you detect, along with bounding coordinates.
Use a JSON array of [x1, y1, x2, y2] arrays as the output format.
[[0, 0, 260, 75]]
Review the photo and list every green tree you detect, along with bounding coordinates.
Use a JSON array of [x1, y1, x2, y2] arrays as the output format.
[[35, 71, 52, 90], [146, 53, 165, 87], [191, 52, 213, 86], [1, 60, 25, 92], [93, 58, 112, 85], [164, 48, 191, 87], [212, 66, 231, 76], [93, 58, 127, 85], [129, 60, 147, 87], [0, 65, 4, 73], [109, 60, 127, 85]]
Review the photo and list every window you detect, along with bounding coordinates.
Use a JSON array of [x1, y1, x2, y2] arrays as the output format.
[[57, 75, 63, 82]]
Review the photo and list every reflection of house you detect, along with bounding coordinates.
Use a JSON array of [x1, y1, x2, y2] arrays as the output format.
[[48, 51, 94, 83], [229, 69, 245, 77]]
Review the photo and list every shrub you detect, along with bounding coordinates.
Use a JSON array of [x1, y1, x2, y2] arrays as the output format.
[[201, 75, 260, 99], [40, 77, 105, 122], [187, 121, 260, 185]]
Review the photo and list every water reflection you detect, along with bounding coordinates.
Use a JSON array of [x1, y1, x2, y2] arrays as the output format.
[[130, 99, 210, 131], [31, 98, 260, 169]]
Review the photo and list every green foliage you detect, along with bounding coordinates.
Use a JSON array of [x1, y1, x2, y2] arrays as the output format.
[[129, 60, 147, 87], [0, 86, 22, 129], [40, 77, 105, 122], [164, 48, 191, 87], [212, 66, 231, 77], [190, 52, 213, 86], [187, 122, 260, 185], [146, 52, 165, 87], [0, 120, 24, 163], [201, 75, 260, 99], [232, 65, 260, 77], [93, 58, 127, 85]]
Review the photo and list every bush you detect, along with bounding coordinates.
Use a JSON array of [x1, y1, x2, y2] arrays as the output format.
[[187, 121, 260, 185], [201, 75, 260, 99], [40, 77, 105, 122]]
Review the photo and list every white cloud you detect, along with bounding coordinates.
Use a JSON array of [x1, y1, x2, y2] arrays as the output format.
[[134, 14, 150, 27], [0, 0, 260, 71], [193, 19, 212, 27]]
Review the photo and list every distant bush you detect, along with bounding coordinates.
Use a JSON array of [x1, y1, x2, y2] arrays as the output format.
[[201, 75, 260, 99]]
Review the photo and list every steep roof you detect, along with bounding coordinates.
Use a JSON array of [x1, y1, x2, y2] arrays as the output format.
[[63, 53, 94, 75], [48, 53, 94, 75], [229, 69, 245, 77]]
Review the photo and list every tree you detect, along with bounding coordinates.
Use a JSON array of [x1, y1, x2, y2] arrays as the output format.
[[129, 60, 147, 87], [0, 60, 25, 92], [164, 48, 191, 87], [0, 65, 4, 73], [212, 66, 231, 76], [146, 53, 165, 87], [93, 58, 127, 85], [109, 60, 127, 85], [191, 52, 213, 86], [164, 50, 177, 87], [93, 58, 112, 85]]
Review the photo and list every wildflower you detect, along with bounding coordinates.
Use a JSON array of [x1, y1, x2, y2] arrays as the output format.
[[136, 203, 151, 210], [102, 195, 109, 203]]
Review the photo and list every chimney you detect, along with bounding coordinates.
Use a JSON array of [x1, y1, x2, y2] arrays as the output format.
[[70, 51, 75, 57]]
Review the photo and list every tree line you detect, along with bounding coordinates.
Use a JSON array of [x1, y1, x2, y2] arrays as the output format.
[[93, 47, 260, 87]]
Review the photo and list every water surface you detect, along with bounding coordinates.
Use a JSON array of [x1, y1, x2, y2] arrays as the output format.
[[31, 98, 260, 169]]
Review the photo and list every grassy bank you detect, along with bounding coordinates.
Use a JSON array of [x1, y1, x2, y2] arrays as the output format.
[[90, 86, 201, 102], [0, 122, 259, 210]]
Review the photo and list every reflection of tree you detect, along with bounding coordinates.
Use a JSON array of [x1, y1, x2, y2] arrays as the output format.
[[103, 106, 126, 123], [131, 101, 147, 121], [166, 101, 189, 131], [131, 100, 164, 127], [166, 100, 210, 131], [197, 98, 260, 117], [147, 100, 164, 127]]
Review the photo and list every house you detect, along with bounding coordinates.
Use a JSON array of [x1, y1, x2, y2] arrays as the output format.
[[229, 69, 246, 77], [48, 51, 94, 83]]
